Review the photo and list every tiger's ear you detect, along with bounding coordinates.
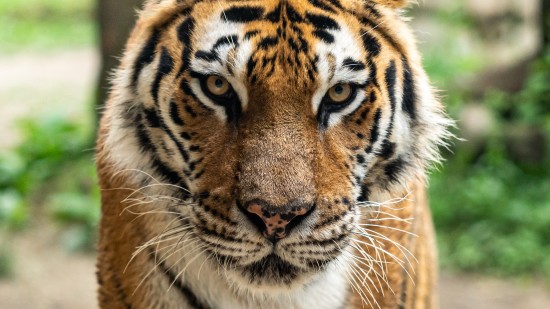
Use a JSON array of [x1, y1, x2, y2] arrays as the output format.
[[371, 0, 410, 9]]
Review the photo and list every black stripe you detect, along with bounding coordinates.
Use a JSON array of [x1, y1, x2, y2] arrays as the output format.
[[402, 58, 417, 120], [367, 58, 379, 87], [177, 18, 195, 76], [213, 35, 239, 49], [366, 108, 382, 153], [385, 60, 397, 115], [258, 36, 279, 49], [152, 47, 174, 104], [152, 109, 191, 162], [286, 4, 304, 23], [358, 184, 370, 203], [309, 0, 337, 13], [361, 32, 381, 57], [306, 13, 340, 30], [144, 108, 161, 128], [342, 58, 366, 71], [364, 1, 382, 18], [169, 101, 184, 125], [195, 50, 219, 62], [328, 0, 343, 10], [135, 113, 190, 193], [265, 3, 282, 22], [132, 30, 161, 89], [155, 256, 210, 309], [244, 30, 260, 39], [385, 157, 405, 182], [312, 30, 334, 43], [379, 140, 396, 159], [221, 6, 264, 23], [360, 16, 403, 56]]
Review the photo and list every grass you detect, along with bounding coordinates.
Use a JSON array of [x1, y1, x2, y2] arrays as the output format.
[[0, 0, 95, 53]]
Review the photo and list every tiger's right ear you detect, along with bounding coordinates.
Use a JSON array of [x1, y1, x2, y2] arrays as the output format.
[[370, 0, 411, 9]]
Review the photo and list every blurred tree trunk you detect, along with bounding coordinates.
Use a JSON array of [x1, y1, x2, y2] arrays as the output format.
[[96, 0, 144, 120], [544, 0, 549, 46]]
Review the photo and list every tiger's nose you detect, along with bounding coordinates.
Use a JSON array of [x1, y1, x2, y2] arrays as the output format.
[[239, 200, 314, 242]]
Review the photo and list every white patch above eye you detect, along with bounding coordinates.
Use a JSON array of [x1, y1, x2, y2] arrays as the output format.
[[312, 23, 370, 127], [188, 11, 255, 121]]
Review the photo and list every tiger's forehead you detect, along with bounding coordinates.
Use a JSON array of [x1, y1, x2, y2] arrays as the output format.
[[188, 0, 370, 87]]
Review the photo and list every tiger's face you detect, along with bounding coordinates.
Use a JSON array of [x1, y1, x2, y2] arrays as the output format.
[[105, 0, 449, 291]]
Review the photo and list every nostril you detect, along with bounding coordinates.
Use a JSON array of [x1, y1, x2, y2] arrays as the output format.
[[238, 199, 315, 241]]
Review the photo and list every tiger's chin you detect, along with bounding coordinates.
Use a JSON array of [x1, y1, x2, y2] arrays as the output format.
[[222, 254, 327, 292]]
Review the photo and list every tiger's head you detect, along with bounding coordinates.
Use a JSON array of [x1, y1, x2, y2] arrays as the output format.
[[102, 0, 451, 293]]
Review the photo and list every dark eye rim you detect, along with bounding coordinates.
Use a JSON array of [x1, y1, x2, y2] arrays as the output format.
[[321, 82, 359, 113], [192, 72, 237, 104]]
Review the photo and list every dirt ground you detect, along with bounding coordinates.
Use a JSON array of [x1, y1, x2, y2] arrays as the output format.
[[1, 47, 549, 309]]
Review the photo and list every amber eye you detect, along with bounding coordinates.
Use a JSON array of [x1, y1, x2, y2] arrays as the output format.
[[206, 75, 231, 96], [327, 83, 353, 104]]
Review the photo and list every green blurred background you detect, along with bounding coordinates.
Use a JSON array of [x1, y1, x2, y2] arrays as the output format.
[[0, 0, 549, 308]]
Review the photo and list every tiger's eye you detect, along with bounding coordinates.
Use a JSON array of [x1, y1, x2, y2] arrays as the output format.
[[206, 76, 230, 96], [328, 83, 352, 103]]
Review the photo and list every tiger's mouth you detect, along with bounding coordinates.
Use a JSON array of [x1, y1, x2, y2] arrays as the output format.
[[239, 254, 302, 286], [214, 244, 340, 289]]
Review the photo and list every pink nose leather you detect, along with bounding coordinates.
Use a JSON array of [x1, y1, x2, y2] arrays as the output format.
[[246, 203, 310, 240]]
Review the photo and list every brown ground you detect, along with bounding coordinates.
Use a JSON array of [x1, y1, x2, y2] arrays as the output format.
[[0, 44, 549, 308]]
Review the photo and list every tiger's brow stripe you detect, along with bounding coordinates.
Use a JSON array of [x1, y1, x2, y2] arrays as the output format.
[[213, 35, 239, 49], [308, 0, 337, 13], [306, 12, 340, 30], [342, 58, 367, 71], [221, 6, 264, 23], [195, 50, 219, 62]]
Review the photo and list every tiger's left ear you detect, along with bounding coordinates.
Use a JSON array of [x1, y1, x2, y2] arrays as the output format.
[[371, 0, 410, 9]]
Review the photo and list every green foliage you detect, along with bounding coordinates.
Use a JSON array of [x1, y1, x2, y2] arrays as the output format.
[[0, 115, 99, 251], [0, 248, 13, 279], [429, 48, 550, 278], [0, 0, 95, 52]]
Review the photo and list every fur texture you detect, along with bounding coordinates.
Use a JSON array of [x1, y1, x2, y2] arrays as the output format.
[[96, 0, 451, 308]]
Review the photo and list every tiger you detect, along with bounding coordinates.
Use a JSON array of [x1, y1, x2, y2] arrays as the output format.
[[95, 0, 452, 308]]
